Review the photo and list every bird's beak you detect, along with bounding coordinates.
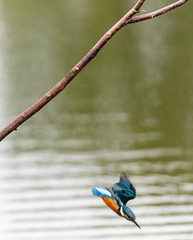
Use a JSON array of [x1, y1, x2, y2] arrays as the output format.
[[133, 220, 141, 229]]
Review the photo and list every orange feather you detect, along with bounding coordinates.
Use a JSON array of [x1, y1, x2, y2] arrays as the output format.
[[101, 197, 121, 216]]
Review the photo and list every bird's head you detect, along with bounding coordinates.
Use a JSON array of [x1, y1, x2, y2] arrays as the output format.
[[120, 205, 141, 229]]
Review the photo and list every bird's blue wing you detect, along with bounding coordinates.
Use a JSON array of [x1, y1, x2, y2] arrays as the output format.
[[111, 172, 136, 204], [92, 186, 112, 198]]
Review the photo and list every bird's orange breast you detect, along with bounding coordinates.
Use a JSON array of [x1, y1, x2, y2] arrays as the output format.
[[101, 197, 121, 216]]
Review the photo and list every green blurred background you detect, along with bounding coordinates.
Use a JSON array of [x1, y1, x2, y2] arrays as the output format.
[[0, 1, 193, 239]]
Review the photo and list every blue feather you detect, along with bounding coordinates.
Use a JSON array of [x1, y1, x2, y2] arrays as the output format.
[[111, 173, 136, 204], [92, 186, 112, 198]]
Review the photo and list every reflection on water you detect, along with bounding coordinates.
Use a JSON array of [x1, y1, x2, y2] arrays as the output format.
[[1, 145, 193, 240], [0, 0, 193, 240]]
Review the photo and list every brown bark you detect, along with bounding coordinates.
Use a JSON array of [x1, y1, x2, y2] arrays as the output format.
[[0, 0, 189, 141]]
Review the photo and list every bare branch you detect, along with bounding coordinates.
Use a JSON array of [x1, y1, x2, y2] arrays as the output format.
[[0, 0, 189, 141], [129, 0, 189, 23], [0, 0, 145, 142]]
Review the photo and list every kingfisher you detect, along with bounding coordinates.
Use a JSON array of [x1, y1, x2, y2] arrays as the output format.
[[92, 172, 140, 228]]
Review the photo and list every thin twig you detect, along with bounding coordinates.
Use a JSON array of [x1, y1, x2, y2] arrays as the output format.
[[0, 0, 189, 141], [129, 0, 189, 23]]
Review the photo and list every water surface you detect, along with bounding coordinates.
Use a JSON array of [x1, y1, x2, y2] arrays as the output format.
[[0, 1, 193, 240]]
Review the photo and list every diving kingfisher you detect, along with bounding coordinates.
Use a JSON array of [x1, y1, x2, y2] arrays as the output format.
[[92, 172, 140, 228]]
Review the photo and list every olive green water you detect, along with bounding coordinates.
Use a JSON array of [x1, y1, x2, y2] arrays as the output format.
[[0, 1, 193, 239]]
